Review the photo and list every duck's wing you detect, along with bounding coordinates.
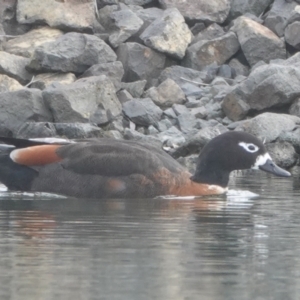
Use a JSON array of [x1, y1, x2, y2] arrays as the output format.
[[1, 137, 184, 177], [57, 139, 183, 177]]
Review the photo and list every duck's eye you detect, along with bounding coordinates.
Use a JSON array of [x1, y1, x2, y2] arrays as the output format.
[[238, 142, 259, 153]]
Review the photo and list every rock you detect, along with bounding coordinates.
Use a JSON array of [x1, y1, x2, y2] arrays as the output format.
[[120, 80, 147, 98], [30, 73, 76, 90], [0, 88, 52, 136], [222, 63, 300, 121], [163, 107, 177, 120], [289, 97, 300, 117], [147, 125, 159, 135], [228, 0, 273, 21], [180, 83, 203, 98], [140, 8, 192, 59], [286, 5, 300, 25], [235, 113, 300, 143], [156, 126, 186, 147], [81, 61, 124, 91], [97, 4, 119, 31], [117, 42, 165, 87], [232, 16, 286, 66], [27, 32, 117, 73], [43, 75, 121, 124], [172, 104, 189, 115], [205, 101, 224, 120], [0, 51, 31, 84], [157, 118, 173, 132], [278, 127, 300, 153], [133, 7, 164, 39], [191, 106, 207, 119], [177, 154, 198, 173], [123, 127, 162, 148], [119, 0, 155, 5], [117, 89, 133, 104], [158, 0, 231, 23], [222, 94, 250, 121], [54, 123, 104, 139], [17, 122, 57, 138], [16, 0, 98, 32], [3, 26, 63, 58], [158, 65, 205, 88], [104, 116, 126, 133], [103, 130, 123, 140], [0, 23, 4, 47], [0, 0, 31, 36], [177, 112, 198, 134], [185, 97, 201, 108], [122, 98, 163, 126], [228, 58, 250, 77], [190, 22, 206, 35], [172, 125, 228, 158], [0, 74, 23, 92], [218, 64, 235, 78], [266, 141, 297, 168], [285, 21, 300, 49], [191, 23, 225, 45], [109, 4, 143, 48], [183, 31, 240, 70], [264, 0, 297, 37], [144, 79, 185, 108]]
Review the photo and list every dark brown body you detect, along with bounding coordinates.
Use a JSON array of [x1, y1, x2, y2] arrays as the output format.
[[2, 139, 224, 199]]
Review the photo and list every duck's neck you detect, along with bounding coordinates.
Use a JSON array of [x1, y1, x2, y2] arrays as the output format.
[[190, 167, 230, 188]]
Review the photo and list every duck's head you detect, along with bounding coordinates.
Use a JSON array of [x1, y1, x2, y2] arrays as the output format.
[[191, 131, 291, 187]]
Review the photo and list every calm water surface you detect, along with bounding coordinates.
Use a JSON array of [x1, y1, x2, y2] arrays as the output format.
[[1, 168, 300, 300]]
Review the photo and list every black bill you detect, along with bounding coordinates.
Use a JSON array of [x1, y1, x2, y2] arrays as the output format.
[[259, 159, 291, 177]]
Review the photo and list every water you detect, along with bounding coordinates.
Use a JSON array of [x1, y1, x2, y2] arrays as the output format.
[[0, 169, 300, 300]]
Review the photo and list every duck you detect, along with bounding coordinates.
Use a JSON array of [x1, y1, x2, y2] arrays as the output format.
[[0, 131, 291, 199]]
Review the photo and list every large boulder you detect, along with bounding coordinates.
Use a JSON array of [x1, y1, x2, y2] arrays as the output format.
[[30, 73, 76, 90], [231, 16, 286, 66], [0, 74, 23, 92], [140, 8, 192, 59], [266, 141, 298, 168], [80, 61, 124, 91], [43, 76, 121, 124], [117, 42, 166, 87], [158, 0, 231, 23], [16, 0, 98, 32], [235, 113, 300, 143], [222, 62, 300, 121], [3, 27, 63, 58], [285, 21, 300, 50], [183, 32, 240, 70], [27, 33, 117, 73], [264, 0, 297, 37], [158, 65, 208, 88], [144, 79, 185, 108], [122, 98, 163, 127], [227, 0, 273, 21], [0, 51, 32, 84], [108, 4, 144, 48], [0, 89, 52, 136]]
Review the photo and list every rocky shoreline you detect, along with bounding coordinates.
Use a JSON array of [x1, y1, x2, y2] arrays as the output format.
[[1, 0, 300, 172]]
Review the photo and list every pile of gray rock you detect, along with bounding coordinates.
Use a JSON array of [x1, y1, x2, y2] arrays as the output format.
[[1, 0, 300, 171]]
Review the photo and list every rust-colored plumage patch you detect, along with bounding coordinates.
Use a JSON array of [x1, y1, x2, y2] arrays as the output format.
[[106, 178, 126, 193], [152, 168, 226, 196], [10, 145, 62, 166]]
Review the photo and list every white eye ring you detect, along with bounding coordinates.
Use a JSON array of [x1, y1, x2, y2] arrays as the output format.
[[238, 142, 259, 153]]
